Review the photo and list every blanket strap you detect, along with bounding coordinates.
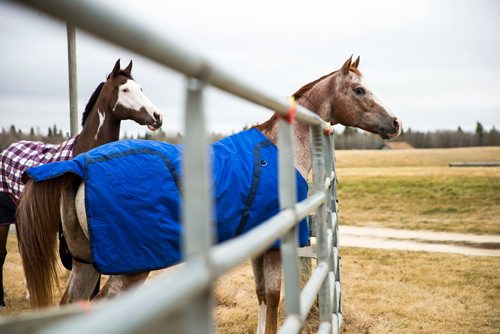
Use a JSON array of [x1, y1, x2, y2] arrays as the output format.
[[280, 97, 297, 125]]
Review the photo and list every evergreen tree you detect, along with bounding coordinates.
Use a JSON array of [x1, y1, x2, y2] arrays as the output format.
[[475, 121, 484, 145]]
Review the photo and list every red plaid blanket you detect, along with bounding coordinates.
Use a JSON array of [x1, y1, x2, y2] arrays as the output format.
[[0, 136, 77, 202]]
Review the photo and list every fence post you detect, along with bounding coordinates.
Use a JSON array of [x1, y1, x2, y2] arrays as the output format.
[[278, 111, 301, 321], [310, 124, 332, 329], [66, 23, 78, 136], [182, 78, 214, 334], [330, 132, 343, 330]]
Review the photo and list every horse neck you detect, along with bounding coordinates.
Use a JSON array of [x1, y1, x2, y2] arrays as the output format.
[[73, 101, 120, 156], [256, 76, 341, 177], [256, 100, 313, 178]]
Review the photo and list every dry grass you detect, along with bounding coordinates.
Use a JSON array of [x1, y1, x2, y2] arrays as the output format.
[[335, 146, 500, 168], [2, 147, 499, 333], [340, 247, 500, 334], [214, 246, 500, 334], [1, 222, 499, 333], [335, 147, 500, 235], [0, 235, 68, 316]]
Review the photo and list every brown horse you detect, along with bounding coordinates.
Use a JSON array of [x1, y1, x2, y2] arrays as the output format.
[[0, 59, 162, 307], [17, 56, 401, 333]]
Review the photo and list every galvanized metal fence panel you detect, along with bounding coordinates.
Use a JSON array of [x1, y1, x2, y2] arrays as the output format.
[[4, 1, 343, 333], [66, 23, 78, 136]]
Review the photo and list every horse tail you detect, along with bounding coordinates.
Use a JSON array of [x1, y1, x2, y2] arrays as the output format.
[[17, 175, 74, 307]]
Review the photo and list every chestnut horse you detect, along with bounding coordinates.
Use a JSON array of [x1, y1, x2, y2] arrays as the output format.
[[0, 59, 162, 307], [17, 56, 400, 333]]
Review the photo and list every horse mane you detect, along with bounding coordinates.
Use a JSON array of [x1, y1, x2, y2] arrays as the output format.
[[257, 67, 361, 133], [81, 71, 134, 127], [81, 82, 104, 127], [292, 67, 362, 99]]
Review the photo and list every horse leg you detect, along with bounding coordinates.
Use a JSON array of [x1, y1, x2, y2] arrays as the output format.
[[94, 272, 150, 299], [252, 249, 282, 334], [263, 249, 282, 334], [252, 255, 267, 334], [60, 260, 100, 304], [0, 225, 8, 308], [60, 182, 99, 303]]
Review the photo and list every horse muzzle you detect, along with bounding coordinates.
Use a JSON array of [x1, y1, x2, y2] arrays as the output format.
[[380, 117, 402, 139], [147, 111, 163, 131]]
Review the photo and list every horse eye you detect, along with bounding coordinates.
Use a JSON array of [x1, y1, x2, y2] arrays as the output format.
[[123, 88, 130, 93], [354, 87, 366, 95]]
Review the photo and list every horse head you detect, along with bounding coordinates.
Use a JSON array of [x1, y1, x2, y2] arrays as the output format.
[[330, 56, 401, 139], [101, 59, 163, 131], [295, 56, 401, 139]]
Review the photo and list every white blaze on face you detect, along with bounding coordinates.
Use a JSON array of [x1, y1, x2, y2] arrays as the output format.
[[113, 79, 159, 124]]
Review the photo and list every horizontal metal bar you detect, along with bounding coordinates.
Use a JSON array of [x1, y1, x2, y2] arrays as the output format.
[[332, 314, 340, 334], [317, 322, 332, 334], [327, 229, 333, 255], [40, 263, 211, 334], [324, 171, 335, 190], [300, 262, 329, 319], [330, 272, 336, 311], [211, 191, 327, 275], [0, 304, 89, 334], [14, 0, 329, 129], [331, 212, 338, 230], [295, 191, 326, 219], [279, 261, 331, 333], [210, 209, 295, 275], [335, 281, 342, 313], [278, 314, 302, 334]]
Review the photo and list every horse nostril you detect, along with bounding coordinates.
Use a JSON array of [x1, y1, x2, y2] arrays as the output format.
[[393, 117, 400, 128]]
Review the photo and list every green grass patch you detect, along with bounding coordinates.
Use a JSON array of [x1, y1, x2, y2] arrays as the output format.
[[337, 173, 500, 234]]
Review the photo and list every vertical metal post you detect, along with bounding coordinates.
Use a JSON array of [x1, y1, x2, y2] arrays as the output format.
[[278, 117, 301, 318], [330, 132, 343, 330], [66, 23, 78, 136], [325, 132, 340, 334], [182, 78, 214, 334], [310, 124, 332, 328]]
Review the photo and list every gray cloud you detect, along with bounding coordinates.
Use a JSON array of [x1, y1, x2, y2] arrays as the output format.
[[1, 0, 499, 136]]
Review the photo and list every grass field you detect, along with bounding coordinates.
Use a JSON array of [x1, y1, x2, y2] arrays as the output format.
[[2, 235, 499, 334], [1, 146, 499, 333], [336, 147, 500, 234], [215, 247, 500, 334]]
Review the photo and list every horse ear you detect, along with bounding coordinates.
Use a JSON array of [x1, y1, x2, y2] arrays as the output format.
[[111, 59, 121, 77], [352, 56, 360, 69], [124, 60, 133, 75], [341, 55, 353, 75]]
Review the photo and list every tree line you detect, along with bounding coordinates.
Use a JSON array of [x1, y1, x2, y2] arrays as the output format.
[[333, 122, 499, 149], [1, 122, 499, 152]]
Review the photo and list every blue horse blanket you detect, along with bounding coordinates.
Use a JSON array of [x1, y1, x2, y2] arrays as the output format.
[[26, 128, 308, 275]]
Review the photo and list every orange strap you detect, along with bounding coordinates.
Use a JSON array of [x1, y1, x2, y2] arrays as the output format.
[[324, 127, 333, 135], [281, 97, 297, 125]]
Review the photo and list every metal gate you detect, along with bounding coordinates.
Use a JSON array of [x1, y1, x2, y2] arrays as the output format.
[[4, 1, 342, 333]]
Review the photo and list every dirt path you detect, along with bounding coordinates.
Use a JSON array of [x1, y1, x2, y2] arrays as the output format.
[[339, 226, 500, 257]]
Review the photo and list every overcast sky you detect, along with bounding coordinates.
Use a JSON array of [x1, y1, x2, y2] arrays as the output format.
[[1, 0, 499, 136]]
